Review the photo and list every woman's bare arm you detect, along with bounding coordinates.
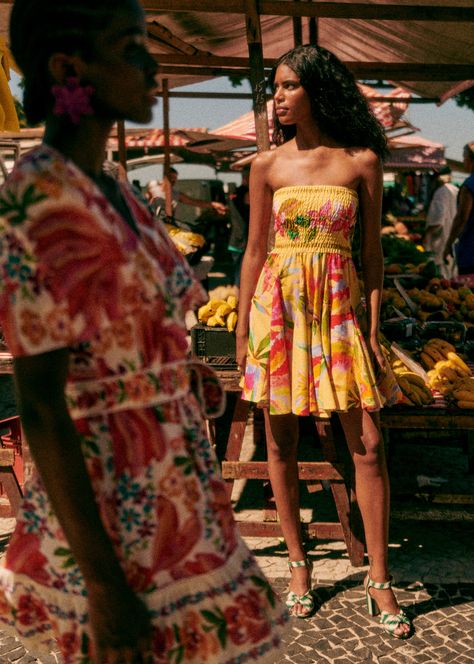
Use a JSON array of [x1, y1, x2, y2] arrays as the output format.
[[236, 153, 274, 370], [358, 152, 386, 369], [14, 349, 151, 658]]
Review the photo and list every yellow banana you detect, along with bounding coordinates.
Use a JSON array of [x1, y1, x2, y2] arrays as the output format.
[[215, 303, 232, 325], [198, 299, 228, 322], [411, 382, 434, 404], [226, 311, 238, 332], [226, 295, 238, 310], [447, 352, 471, 376], [420, 352, 436, 370], [422, 344, 445, 363], [453, 389, 474, 400], [206, 315, 220, 327], [426, 338, 455, 354], [402, 372, 429, 389], [457, 400, 474, 409], [436, 362, 460, 383]]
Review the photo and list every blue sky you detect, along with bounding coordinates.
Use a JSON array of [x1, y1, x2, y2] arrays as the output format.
[[11, 73, 473, 186]]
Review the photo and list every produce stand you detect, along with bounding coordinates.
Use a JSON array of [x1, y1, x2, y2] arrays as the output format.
[[0, 352, 24, 517], [212, 369, 474, 560]]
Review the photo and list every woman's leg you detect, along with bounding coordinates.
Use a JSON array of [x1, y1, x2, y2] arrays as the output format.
[[264, 409, 310, 616], [337, 408, 410, 637]]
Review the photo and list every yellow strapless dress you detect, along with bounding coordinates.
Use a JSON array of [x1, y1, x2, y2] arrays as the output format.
[[241, 185, 401, 417]]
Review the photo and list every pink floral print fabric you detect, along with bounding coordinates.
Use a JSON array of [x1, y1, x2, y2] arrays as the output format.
[[0, 146, 288, 662]]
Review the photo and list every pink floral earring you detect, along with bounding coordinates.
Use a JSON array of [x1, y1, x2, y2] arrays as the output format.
[[51, 77, 95, 124]]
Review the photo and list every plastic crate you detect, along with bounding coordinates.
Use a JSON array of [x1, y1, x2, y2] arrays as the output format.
[[190, 324, 237, 369]]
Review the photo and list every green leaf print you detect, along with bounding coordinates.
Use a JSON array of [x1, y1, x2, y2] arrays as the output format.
[[253, 333, 270, 361], [54, 546, 77, 568], [173, 455, 193, 475], [0, 184, 47, 226], [202, 607, 227, 647], [80, 632, 91, 657], [168, 645, 185, 664]]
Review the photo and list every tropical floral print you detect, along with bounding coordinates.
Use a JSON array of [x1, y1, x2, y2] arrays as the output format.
[[242, 185, 402, 417], [0, 145, 288, 662]]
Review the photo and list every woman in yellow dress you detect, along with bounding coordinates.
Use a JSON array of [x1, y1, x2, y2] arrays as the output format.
[[236, 45, 412, 639]]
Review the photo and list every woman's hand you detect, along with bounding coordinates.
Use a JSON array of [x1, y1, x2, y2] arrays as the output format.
[[236, 330, 249, 374], [88, 584, 153, 664], [369, 335, 387, 375]]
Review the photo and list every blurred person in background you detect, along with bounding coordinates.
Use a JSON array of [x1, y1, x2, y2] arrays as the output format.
[[444, 141, 474, 275], [422, 166, 458, 277], [148, 166, 227, 223]]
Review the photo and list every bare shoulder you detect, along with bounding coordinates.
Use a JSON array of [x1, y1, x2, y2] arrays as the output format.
[[351, 147, 382, 174]]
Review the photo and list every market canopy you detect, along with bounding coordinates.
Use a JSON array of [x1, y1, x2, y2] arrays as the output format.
[[212, 85, 415, 143], [141, 0, 474, 103], [0, 2, 473, 104]]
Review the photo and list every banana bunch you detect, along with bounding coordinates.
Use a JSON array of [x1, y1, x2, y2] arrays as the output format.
[[421, 338, 472, 396], [198, 295, 238, 332], [391, 359, 434, 406], [451, 376, 474, 409]]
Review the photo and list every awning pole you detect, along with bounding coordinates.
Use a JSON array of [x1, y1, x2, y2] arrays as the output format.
[[245, 0, 270, 154], [162, 78, 172, 218], [293, 0, 303, 45]]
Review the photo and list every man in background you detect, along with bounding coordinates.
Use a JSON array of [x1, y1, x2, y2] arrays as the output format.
[[147, 167, 227, 223], [423, 166, 458, 277]]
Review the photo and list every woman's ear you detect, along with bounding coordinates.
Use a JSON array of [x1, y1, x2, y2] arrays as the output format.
[[48, 53, 83, 84]]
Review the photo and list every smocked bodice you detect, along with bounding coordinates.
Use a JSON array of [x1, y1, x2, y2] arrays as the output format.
[[272, 185, 358, 256]]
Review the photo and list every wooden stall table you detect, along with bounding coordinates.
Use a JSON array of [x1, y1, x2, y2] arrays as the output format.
[[215, 369, 474, 568], [216, 369, 365, 567], [380, 405, 474, 477], [0, 351, 24, 517]]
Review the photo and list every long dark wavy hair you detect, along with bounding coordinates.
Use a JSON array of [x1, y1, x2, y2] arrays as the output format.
[[269, 45, 388, 159], [9, 0, 140, 125]]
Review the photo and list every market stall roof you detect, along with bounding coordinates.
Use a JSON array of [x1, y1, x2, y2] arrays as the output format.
[[0, 2, 473, 103], [212, 85, 414, 143], [141, 0, 474, 103], [385, 133, 446, 170]]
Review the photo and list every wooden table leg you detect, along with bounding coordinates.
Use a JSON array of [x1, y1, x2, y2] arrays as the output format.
[[222, 397, 251, 500]]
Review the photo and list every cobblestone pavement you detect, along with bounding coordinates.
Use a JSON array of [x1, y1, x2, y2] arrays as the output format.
[[0, 417, 473, 662], [0, 517, 473, 663]]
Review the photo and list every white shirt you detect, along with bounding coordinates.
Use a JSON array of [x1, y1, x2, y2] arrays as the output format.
[[425, 182, 458, 263]]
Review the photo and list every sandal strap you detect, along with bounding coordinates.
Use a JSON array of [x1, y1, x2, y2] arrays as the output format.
[[286, 590, 314, 607], [366, 576, 392, 591], [288, 558, 310, 569], [380, 610, 411, 632]]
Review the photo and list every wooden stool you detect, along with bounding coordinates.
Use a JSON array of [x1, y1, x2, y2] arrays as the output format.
[[217, 371, 365, 567]]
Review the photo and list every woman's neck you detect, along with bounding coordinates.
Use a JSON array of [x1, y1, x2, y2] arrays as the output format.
[[43, 117, 114, 178], [294, 124, 335, 151]]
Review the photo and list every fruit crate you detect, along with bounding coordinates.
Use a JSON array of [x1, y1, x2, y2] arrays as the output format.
[[190, 324, 237, 369]]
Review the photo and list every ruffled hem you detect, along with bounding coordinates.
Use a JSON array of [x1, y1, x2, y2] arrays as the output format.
[[0, 540, 289, 663], [241, 249, 402, 417]]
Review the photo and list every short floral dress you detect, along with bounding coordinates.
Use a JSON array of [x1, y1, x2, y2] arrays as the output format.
[[0, 145, 288, 663], [242, 185, 401, 417]]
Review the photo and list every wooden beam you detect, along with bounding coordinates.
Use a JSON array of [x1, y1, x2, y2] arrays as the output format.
[[158, 91, 440, 103], [245, 0, 270, 152], [142, 0, 474, 22], [155, 57, 474, 81]]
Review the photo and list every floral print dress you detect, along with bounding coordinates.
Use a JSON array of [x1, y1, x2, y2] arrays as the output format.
[[242, 185, 401, 416], [0, 145, 288, 663]]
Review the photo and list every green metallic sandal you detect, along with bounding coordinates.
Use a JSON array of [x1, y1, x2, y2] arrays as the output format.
[[285, 558, 315, 618], [365, 576, 412, 639]]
